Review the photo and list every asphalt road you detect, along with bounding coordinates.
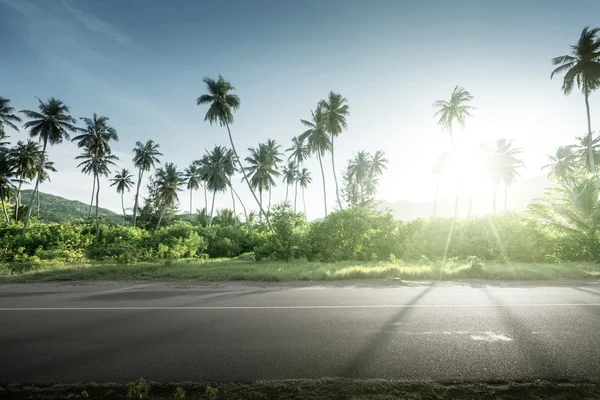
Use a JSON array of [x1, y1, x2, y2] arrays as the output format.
[[2, 281, 600, 384]]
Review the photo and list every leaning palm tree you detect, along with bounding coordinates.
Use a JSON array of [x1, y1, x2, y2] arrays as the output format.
[[197, 75, 269, 226], [543, 146, 577, 183], [433, 86, 476, 217], [183, 163, 202, 215], [9, 140, 40, 220], [0, 152, 17, 222], [320, 91, 349, 210], [72, 114, 119, 216], [282, 162, 298, 203], [245, 143, 281, 223], [154, 162, 185, 228], [20, 98, 79, 234], [286, 136, 310, 211], [132, 140, 162, 227], [222, 148, 247, 222], [296, 167, 312, 216], [110, 168, 134, 216], [300, 104, 331, 216], [551, 26, 600, 173], [201, 145, 234, 225], [432, 152, 449, 217], [0, 97, 22, 136]]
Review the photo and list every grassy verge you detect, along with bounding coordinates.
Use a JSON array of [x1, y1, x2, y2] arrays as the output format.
[[2, 379, 600, 399], [1, 258, 600, 283]]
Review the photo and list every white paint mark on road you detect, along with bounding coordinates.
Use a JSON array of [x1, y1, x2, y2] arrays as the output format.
[[0, 303, 600, 311], [471, 332, 513, 342]]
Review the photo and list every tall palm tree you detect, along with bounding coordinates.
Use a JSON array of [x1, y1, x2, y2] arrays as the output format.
[[263, 138, 282, 214], [282, 161, 298, 203], [9, 140, 40, 220], [194, 155, 210, 212], [300, 104, 331, 217], [320, 91, 349, 210], [201, 145, 234, 225], [432, 152, 449, 217], [132, 140, 162, 227], [197, 75, 269, 226], [485, 139, 524, 213], [72, 114, 119, 216], [20, 98, 79, 234], [0, 97, 22, 136], [183, 163, 202, 215], [344, 150, 388, 208], [570, 134, 600, 172], [551, 26, 600, 173], [36, 155, 56, 217], [76, 150, 118, 237], [543, 146, 577, 183], [296, 167, 312, 216], [0, 152, 17, 222], [110, 168, 134, 216], [433, 86, 476, 217], [154, 162, 185, 228], [222, 148, 246, 221], [245, 143, 281, 223], [286, 136, 310, 212]]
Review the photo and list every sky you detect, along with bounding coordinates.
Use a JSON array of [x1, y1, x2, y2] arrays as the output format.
[[1, 0, 600, 220]]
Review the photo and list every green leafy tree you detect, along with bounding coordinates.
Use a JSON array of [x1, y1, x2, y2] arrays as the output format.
[[433, 86, 476, 217], [0, 97, 21, 137], [320, 91, 349, 210], [197, 75, 269, 226], [0, 152, 17, 222], [296, 167, 312, 215], [110, 168, 134, 216], [154, 162, 185, 227], [183, 163, 202, 215], [9, 140, 40, 220], [551, 26, 600, 173], [287, 136, 310, 212], [543, 146, 577, 183], [132, 140, 162, 227], [202, 145, 234, 225], [245, 142, 281, 223], [20, 98, 79, 234], [432, 152, 450, 217], [300, 104, 331, 216]]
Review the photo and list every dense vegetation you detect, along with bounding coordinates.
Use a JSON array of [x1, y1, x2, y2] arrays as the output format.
[[1, 27, 600, 275]]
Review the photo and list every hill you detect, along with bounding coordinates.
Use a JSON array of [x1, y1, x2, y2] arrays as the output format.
[[21, 190, 123, 223]]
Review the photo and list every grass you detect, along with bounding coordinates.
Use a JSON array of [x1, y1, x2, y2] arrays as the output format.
[[2, 379, 600, 399], [1, 257, 600, 283]]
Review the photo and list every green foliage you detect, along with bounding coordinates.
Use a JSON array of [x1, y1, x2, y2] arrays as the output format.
[[173, 387, 186, 400], [254, 203, 308, 261], [127, 378, 150, 399]]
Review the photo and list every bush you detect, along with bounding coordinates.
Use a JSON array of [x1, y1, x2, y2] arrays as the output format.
[[254, 203, 308, 261]]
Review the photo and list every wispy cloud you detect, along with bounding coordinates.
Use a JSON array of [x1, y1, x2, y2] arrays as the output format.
[[61, 0, 133, 44]]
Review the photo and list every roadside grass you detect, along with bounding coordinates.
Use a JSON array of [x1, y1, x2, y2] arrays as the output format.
[[2, 379, 600, 399], [1, 257, 600, 283]]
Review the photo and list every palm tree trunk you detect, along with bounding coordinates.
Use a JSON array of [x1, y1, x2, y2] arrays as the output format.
[[302, 186, 306, 215], [209, 190, 216, 226], [88, 177, 96, 217], [504, 185, 508, 212], [22, 139, 47, 236], [230, 186, 237, 219], [584, 84, 596, 173], [225, 122, 271, 228], [230, 184, 247, 221], [132, 168, 144, 227], [433, 179, 439, 217], [157, 207, 166, 228], [95, 174, 100, 239], [467, 192, 473, 218], [317, 150, 327, 217], [121, 192, 126, 216], [294, 180, 298, 212], [285, 184, 289, 203], [259, 188, 263, 224], [331, 135, 343, 211], [268, 187, 272, 216], [15, 180, 23, 221], [203, 185, 208, 211], [1, 198, 8, 223], [493, 184, 498, 213], [37, 190, 40, 217], [189, 189, 193, 215]]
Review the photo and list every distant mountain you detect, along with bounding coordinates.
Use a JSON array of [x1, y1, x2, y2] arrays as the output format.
[[378, 175, 552, 221], [21, 190, 122, 223]]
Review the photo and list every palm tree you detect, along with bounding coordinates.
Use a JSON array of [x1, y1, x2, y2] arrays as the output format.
[[154, 162, 185, 228], [72, 114, 119, 216], [320, 91, 349, 210], [286, 136, 310, 212], [202, 145, 234, 225], [433, 86, 476, 217], [132, 140, 162, 227], [432, 152, 449, 217], [110, 168, 134, 216], [282, 161, 298, 203], [9, 140, 40, 220], [76, 150, 118, 237], [485, 139, 524, 212], [36, 155, 56, 217], [300, 104, 331, 217], [296, 167, 312, 216], [344, 150, 388, 208], [245, 143, 281, 223], [570, 134, 600, 172], [20, 98, 79, 234], [194, 155, 210, 212], [551, 26, 600, 173], [543, 146, 577, 183], [263, 138, 282, 214], [197, 75, 269, 226], [0, 97, 22, 136], [183, 163, 202, 215], [0, 152, 17, 222], [222, 148, 247, 222]]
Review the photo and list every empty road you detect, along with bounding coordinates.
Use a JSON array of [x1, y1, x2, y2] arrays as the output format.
[[2, 281, 600, 384]]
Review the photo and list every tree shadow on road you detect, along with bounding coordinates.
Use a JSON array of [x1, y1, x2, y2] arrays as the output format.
[[571, 286, 600, 297], [340, 285, 434, 378]]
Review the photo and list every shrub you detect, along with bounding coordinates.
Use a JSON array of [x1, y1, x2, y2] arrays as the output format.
[[254, 203, 308, 261]]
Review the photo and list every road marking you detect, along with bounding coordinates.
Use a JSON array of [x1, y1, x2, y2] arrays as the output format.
[[1, 303, 600, 311], [95, 283, 158, 294]]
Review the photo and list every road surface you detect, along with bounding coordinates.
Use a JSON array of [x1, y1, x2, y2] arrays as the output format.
[[1, 281, 600, 383]]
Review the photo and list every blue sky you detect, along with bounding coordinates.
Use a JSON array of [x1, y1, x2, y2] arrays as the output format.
[[1, 0, 599, 218]]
